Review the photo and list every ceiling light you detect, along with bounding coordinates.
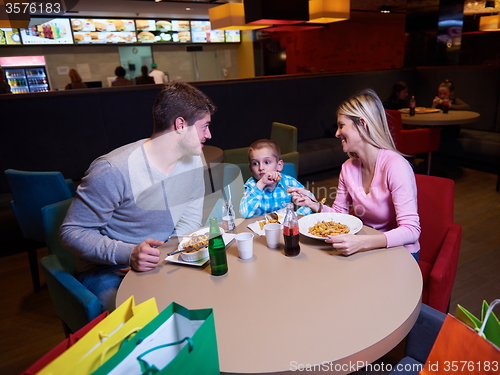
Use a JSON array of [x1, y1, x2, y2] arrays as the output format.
[[244, 0, 309, 25], [307, 0, 350, 24], [186, 7, 192, 11], [485, 1, 495, 8], [209, 3, 272, 30], [380, 6, 391, 13]]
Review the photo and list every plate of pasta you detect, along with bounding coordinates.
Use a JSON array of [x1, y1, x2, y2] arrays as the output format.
[[298, 213, 363, 240]]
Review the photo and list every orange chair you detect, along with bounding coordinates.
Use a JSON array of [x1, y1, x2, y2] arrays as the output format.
[[385, 109, 441, 175], [416, 174, 462, 313]]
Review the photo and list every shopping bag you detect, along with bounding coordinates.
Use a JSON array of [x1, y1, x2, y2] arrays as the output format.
[[21, 311, 109, 375], [420, 300, 500, 375], [91, 302, 220, 375], [37, 296, 158, 375], [456, 300, 500, 348]]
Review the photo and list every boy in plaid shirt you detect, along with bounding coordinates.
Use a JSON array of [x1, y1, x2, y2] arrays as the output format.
[[240, 139, 313, 218]]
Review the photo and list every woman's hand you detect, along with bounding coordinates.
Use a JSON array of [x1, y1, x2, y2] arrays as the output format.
[[286, 187, 321, 212], [326, 233, 387, 256]]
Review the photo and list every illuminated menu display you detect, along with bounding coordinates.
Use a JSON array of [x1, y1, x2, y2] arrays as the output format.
[[20, 19, 73, 45], [190, 20, 225, 43], [71, 19, 137, 44], [1, 17, 240, 46], [135, 19, 191, 43], [0, 28, 21, 45]]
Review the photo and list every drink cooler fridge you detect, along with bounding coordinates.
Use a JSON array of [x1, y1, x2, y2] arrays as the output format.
[[4, 66, 50, 93]]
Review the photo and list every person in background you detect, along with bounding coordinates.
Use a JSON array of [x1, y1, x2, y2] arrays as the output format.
[[431, 79, 470, 110], [65, 68, 88, 90], [240, 139, 313, 218], [135, 65, 155, 85], [0, 68, 12, 94], [383, 81, 409, 110], [288, 89, 421, 261], [149, 63, 168, 85], [111, 66, 134, 87], [60, 82, 216, 312]]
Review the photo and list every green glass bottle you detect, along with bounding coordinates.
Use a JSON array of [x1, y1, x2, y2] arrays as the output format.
[[208, 217, 228, 276]]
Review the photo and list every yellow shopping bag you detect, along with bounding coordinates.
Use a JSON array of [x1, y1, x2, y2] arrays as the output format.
[[37, 296, 158, 375]]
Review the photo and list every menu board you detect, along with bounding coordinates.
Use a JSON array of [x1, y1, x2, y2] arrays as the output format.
[[20, 19, 73, 45], [71, 19, 137, 44], [0, 28, 21, 45], [190, 20, 224, 43], [225, 30, 241, 43], [135, 19, 191, 43]]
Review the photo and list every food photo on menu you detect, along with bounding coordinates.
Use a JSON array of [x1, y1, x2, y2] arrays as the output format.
[[0, 28, 21, 45], [190, 20, 224, 43], [19, 19, 73, 44], [135, 19, 191, 43], [71, 18, 137, 44]]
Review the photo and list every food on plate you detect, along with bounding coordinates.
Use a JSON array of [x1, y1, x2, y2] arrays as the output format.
[[308, 221, 349, 237], [182, 233, 209, 253], [136, 20, 150, 31], [71, 19, 83, 31], [156, 20, 172, 31], [258, 212, 283, 231], [138, 31, 155, 42]]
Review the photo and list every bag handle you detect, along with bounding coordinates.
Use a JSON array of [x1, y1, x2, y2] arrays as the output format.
[[478, 299, 500, 337], [137, 336, 194, 375], [98, 327, 142, 366]]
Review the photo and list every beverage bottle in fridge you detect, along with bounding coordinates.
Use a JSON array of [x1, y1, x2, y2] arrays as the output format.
[[409, 96, 416, 116], [283, 202, 300, 257], [208, 216, 228, 276], [442, 93, 450, 113], [222, 199, 236, 234]]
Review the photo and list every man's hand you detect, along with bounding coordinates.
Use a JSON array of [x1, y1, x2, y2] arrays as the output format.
[[130, 238, 163, 272]]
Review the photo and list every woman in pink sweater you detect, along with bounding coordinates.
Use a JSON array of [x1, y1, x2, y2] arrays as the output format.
[[289, 89, 421, 261]]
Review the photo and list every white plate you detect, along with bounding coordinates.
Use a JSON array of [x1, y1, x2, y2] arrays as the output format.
[[298, 213, 363, 240], [247, 208, 286, 236], [165, 229, 236, 266]]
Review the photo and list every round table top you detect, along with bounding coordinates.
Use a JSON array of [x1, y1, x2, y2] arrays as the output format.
[[116, 220, 422, 374], [400, 110, 480, 126], [202, 144, 224, 164]]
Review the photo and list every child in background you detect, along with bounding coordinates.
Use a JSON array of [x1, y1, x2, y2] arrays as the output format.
[[431, 79, 470, 111], [240, 139, 314, 218]]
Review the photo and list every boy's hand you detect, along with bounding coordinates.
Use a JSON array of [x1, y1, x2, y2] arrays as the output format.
[[256, 171, 281, 190]]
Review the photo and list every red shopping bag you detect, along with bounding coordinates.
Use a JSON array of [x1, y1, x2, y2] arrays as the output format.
[[20, 311, 109, 375], [420, 300, 500, 375]]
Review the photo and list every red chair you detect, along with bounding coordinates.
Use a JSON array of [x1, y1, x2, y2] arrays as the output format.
[[385, 109, 441, 175], [416, 174, 462, 313]]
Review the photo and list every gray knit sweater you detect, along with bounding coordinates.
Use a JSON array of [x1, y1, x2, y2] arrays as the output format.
[[60, 139, 205, 270]]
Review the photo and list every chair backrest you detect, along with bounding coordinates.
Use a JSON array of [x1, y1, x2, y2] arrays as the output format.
[[41, 198, 78, 275], [5, 169, 74, 243], [385, 109, 403, 147], [271, 122, 298, 154], [415, 174, 455, 265]]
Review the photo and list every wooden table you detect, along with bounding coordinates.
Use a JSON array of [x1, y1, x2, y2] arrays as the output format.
[[116, 219, 422, 374], [400, 110, 480, 127]]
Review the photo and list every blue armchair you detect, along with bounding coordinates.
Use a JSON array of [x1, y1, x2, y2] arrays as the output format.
[[40, 199, 102, 335], [4, 169, 75, 292], [388, 304, 446, 374]]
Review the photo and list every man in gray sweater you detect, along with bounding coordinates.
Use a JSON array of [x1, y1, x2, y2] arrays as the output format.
[[60, 82, 216, 311]]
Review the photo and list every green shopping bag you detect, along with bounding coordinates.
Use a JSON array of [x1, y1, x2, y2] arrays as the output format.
[[456, 299, 500, 348], [91, 302, 219, 375]]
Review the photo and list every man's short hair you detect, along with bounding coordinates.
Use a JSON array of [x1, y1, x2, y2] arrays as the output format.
[[115, 66, 126, 77], [248, 139, 282, 162], [152, 82, 217, 134]]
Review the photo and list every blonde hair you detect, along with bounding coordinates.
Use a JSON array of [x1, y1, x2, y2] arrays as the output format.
[[68, 69, 83, 83], [248, 139, 281, 162], [337, 89, 399, 157]]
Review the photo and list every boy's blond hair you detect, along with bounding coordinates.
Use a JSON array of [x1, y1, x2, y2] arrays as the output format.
[[248, 139, 282, 162]]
